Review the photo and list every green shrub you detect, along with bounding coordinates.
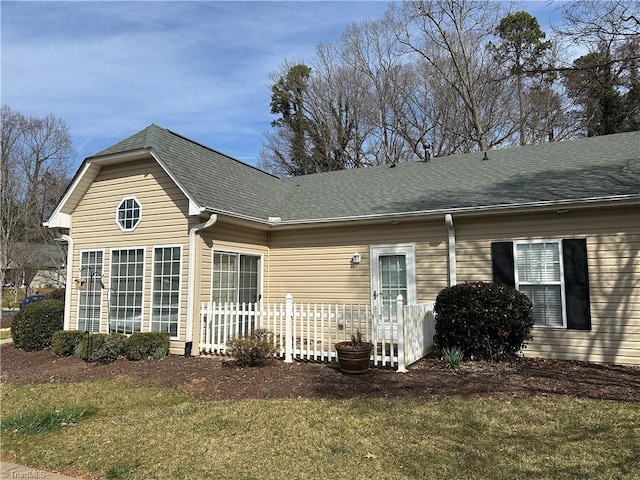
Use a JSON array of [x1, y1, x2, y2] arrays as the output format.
[[78, 333, 126, 363], [227, 328, 277, 367], [47, 288, 66, 301], [73, 341, 85, 360], [434, 281, 534, 362], [10, 299, 65, 351], [124, 332, 170, 361], [52, 330, 85, 356]]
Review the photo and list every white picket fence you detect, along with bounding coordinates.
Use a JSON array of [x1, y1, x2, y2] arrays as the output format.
[[199, 294, 435, 372]]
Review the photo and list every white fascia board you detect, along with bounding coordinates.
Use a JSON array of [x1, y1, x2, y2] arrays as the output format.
[[148, 151, 203, 216], [263, 194, 640, 230], [46, 151, 153, 229], [44, 212, 70, 229], [87, 149, 150, 166], [196, 195, 640, 232], [45, 162, 94, 229]]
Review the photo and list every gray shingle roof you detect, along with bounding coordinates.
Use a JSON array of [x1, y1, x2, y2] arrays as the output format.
[[279, 131, 640, 220], [90, 125, 640, 222], [92, 124, 291, 220]]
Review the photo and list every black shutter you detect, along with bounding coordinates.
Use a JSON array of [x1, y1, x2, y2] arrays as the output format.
[[491, 242, 515, 287], [562, 238, 591, 330]]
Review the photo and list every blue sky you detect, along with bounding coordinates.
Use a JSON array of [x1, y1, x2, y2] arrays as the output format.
[[2, 0, 563, 172]]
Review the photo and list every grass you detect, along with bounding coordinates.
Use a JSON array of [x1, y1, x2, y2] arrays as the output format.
[[1, 404, 97, 436], [1, 381, 639, 480]]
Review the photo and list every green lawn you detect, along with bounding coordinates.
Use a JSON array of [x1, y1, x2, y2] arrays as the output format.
[[1, 381, 638, 480]]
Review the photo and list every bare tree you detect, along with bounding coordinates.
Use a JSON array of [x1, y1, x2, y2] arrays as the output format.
[[307, 42, 372, 169], [0, 105, 74, 293], [393, 0, 516, 152], [555, 1, 640, 135], [341, 17, 416, 164], [555, 0, 639, 46]]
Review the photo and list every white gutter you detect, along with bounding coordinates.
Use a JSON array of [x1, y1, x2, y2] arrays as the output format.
[[185, 214, 218, 344], [203, 194, 640, 231], [444, 214, 456, 286], [55, 234, 74, 330]]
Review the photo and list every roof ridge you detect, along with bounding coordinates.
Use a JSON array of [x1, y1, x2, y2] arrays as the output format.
[[161, 126, 280, 180]]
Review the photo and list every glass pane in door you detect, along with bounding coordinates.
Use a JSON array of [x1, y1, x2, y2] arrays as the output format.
[[379, 255, 407, 322]]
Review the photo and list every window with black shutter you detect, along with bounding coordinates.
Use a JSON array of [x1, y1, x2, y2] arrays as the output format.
[[491, 239, 591, 330]]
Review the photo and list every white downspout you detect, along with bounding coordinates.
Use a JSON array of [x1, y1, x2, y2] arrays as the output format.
[[445, 214, 457, 286], [55, 234, 74, 330], [185, 214, 217, 344]]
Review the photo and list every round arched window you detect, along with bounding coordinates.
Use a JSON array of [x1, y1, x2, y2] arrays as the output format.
[[116, 197, 141, 232]]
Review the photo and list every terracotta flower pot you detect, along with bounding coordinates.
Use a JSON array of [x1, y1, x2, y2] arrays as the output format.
[[335, 341, 374, 374]]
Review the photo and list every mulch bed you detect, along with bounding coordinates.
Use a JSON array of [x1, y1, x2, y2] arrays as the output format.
[[1, 344, 639, 402]]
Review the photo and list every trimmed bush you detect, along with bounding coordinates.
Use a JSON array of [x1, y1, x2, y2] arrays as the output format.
[[10, 299, 65, 351], [227, 328, 277, 367], [434, 281, 534, 362], [78, 333, 126, 363], [124, 332, 170, 361], [47, 288, 66, 301], [52, 330, 85, 356]]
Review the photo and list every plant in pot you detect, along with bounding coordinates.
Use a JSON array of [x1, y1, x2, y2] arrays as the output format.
[[335, 329, 374, 374]]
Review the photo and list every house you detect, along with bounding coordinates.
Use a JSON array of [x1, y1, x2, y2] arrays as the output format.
[[45, 125, 640, 365], [3, 243, 66, 290]]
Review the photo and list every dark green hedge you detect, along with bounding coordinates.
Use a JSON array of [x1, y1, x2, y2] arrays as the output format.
[[124, 332, 170, 361], [11, 300, 65, 351], [434, 281, 534, 361], [52, 330, 85, 357], [76, 333, 126, 363]]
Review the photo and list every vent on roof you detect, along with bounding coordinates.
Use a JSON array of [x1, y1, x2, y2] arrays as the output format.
[[482, 151, 489, 161]]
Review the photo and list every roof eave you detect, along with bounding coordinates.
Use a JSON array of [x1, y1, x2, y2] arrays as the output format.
[[212, 195, 639, 231], [266, 195, 640, 230]]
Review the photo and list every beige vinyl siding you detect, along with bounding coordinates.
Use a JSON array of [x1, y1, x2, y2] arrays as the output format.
[[193, 220, 269, 353], [69, 158, 193, 353], [455, 205, 639, 365], [268, 219, 449, 305], [198, 220, 270, 304]]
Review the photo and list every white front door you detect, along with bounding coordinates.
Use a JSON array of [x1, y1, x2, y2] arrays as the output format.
[[370, 245, 416, 341]]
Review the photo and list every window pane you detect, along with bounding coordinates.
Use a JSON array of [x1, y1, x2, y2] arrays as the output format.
[[517, 242, 563, 327], [212, 253, 260, 309], [521, 285, 562, 326], [109, 248, 144, 334], [151, 247, 180, 337], [517, 243, 560, 282], [212, 252, 238, 303], [117, 198, 141, 231], [78, 250, 103, 333], [379, 255, 407, 322]]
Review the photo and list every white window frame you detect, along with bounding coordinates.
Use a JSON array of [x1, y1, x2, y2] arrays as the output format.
[[209, 249, 263, 305], [370, 244, 417, 307], [115, 196, 142, 232], [514, 239, 567, 328], [150, 244, 182, 339], [108, 246, 146, 334], [77, 249, 105, 333]]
